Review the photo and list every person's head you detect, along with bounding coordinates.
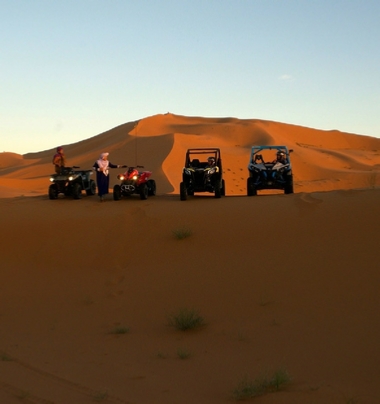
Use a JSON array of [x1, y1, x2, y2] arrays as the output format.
[[207, 157, 216, 166], [276, 151, 286, 162], [100, 152, 109, 160], [57, 146, 63, 154]]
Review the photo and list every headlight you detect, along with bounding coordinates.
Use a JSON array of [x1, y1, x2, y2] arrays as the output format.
[[68, 174, 78, 181], [118, 175, 125, 180], [49, 177, 54, 182], [133, 175, 138, 180]]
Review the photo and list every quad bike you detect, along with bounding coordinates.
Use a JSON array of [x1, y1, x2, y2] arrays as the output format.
[[180, 148, 225, 200], [247, 145, 294, 195], [48, 166, 96, 200], [113, 166, 156, 200]]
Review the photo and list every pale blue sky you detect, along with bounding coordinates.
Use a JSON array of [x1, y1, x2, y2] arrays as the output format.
[[1, 0, 379, 154]]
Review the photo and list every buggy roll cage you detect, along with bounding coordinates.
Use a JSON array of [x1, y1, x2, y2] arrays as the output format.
[[249, 145, 293, 165], [184, 148, 222, 172]]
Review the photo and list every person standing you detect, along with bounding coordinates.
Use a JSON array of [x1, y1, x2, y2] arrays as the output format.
[[52, 146, 66, 174], [93, 152, 124, 202]]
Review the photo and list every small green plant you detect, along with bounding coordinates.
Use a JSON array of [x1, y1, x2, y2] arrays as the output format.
[[345, 399, 358, 404], [168, 308, 205, 331], [0, 352, 12, 361], [177, 348, 191, 359], [270, 368, 291, 391], [172, 226, 192, 240], [93, 390, 108, 401], [111, 326, 130, 335], [232, 369, 291, 400], [17, 390, 31, 400]]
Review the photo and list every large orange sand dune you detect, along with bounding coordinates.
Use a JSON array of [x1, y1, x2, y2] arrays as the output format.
[[1, 114, 380, 403], [1, 113, 380, 197]]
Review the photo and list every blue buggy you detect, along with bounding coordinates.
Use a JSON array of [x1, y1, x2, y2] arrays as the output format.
[[247, 145, 294, 195]]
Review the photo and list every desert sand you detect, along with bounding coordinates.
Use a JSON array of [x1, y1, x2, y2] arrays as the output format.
[[1, 113, 380, 403]]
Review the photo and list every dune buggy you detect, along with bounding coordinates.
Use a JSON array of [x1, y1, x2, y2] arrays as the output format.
[[48, 166, 96, 199], [247, 145, 294, 195], [113, 166, 156, 200], [180, 148, 225, 200]]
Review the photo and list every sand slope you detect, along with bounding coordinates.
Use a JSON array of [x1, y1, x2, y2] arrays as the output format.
[[1, 114, 380, 403]]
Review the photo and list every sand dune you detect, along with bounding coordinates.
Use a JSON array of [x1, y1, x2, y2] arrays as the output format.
[[1, 114, 380, 403], [2, 114, 380, 198]]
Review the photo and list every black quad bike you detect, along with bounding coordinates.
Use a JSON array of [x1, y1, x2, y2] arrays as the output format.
[[113, 166, 156, 201], [48, 166, 96, 200], [247, 145, 294, 196], [180, 148, 225, 201]]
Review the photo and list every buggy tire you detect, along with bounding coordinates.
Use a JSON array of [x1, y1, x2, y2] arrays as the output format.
[[247, 177, 257, 196], [72, 183, 82, 199], [214, 179, 222, 198], [147, 179, 156, 196], [86, 180, 96, 196], [180, 182, 187, 201], [139, 183, 148, 200], [284, 177, 294, 194], [113, 184, 122, 200], [221, 179, 226, 196], [48, 184, 58, 200]]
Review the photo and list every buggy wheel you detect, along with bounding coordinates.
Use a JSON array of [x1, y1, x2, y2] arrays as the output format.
[[147, 179, 156, 196], [72, 183, 82, 199], [48, 184, 58, 200], [221, 179, 226, 196], [139, 183, 148, 200], [113, 184, 121, 200], [214, 179, 221, 198], [247, 177, 257, 196], [284, 177, 294, 194], [86, 180, 96, 196], [180, 182, 187, 201]]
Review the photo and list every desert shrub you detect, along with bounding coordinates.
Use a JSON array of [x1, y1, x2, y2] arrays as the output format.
[[172, 226, 192, 240], [232, 369, 291, 400], [168, 308, 205, 331], [111, 326, 130, 335], [177, 347, 191, 359], [0, 352, 12, 361], [93, 390, 108, 401]]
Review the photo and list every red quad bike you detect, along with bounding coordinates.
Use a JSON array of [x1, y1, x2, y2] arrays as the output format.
[[113, 166, 156, 201]]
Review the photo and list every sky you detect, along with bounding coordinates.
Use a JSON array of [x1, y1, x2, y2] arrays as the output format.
[[1, 0, 380, 154]]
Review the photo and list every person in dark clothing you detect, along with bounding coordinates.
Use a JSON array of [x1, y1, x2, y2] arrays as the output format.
[[206, 156, 216, 168], [52, 146, 66, 174], [92, 152, 125, 202], [272, 151, 287, 165]]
